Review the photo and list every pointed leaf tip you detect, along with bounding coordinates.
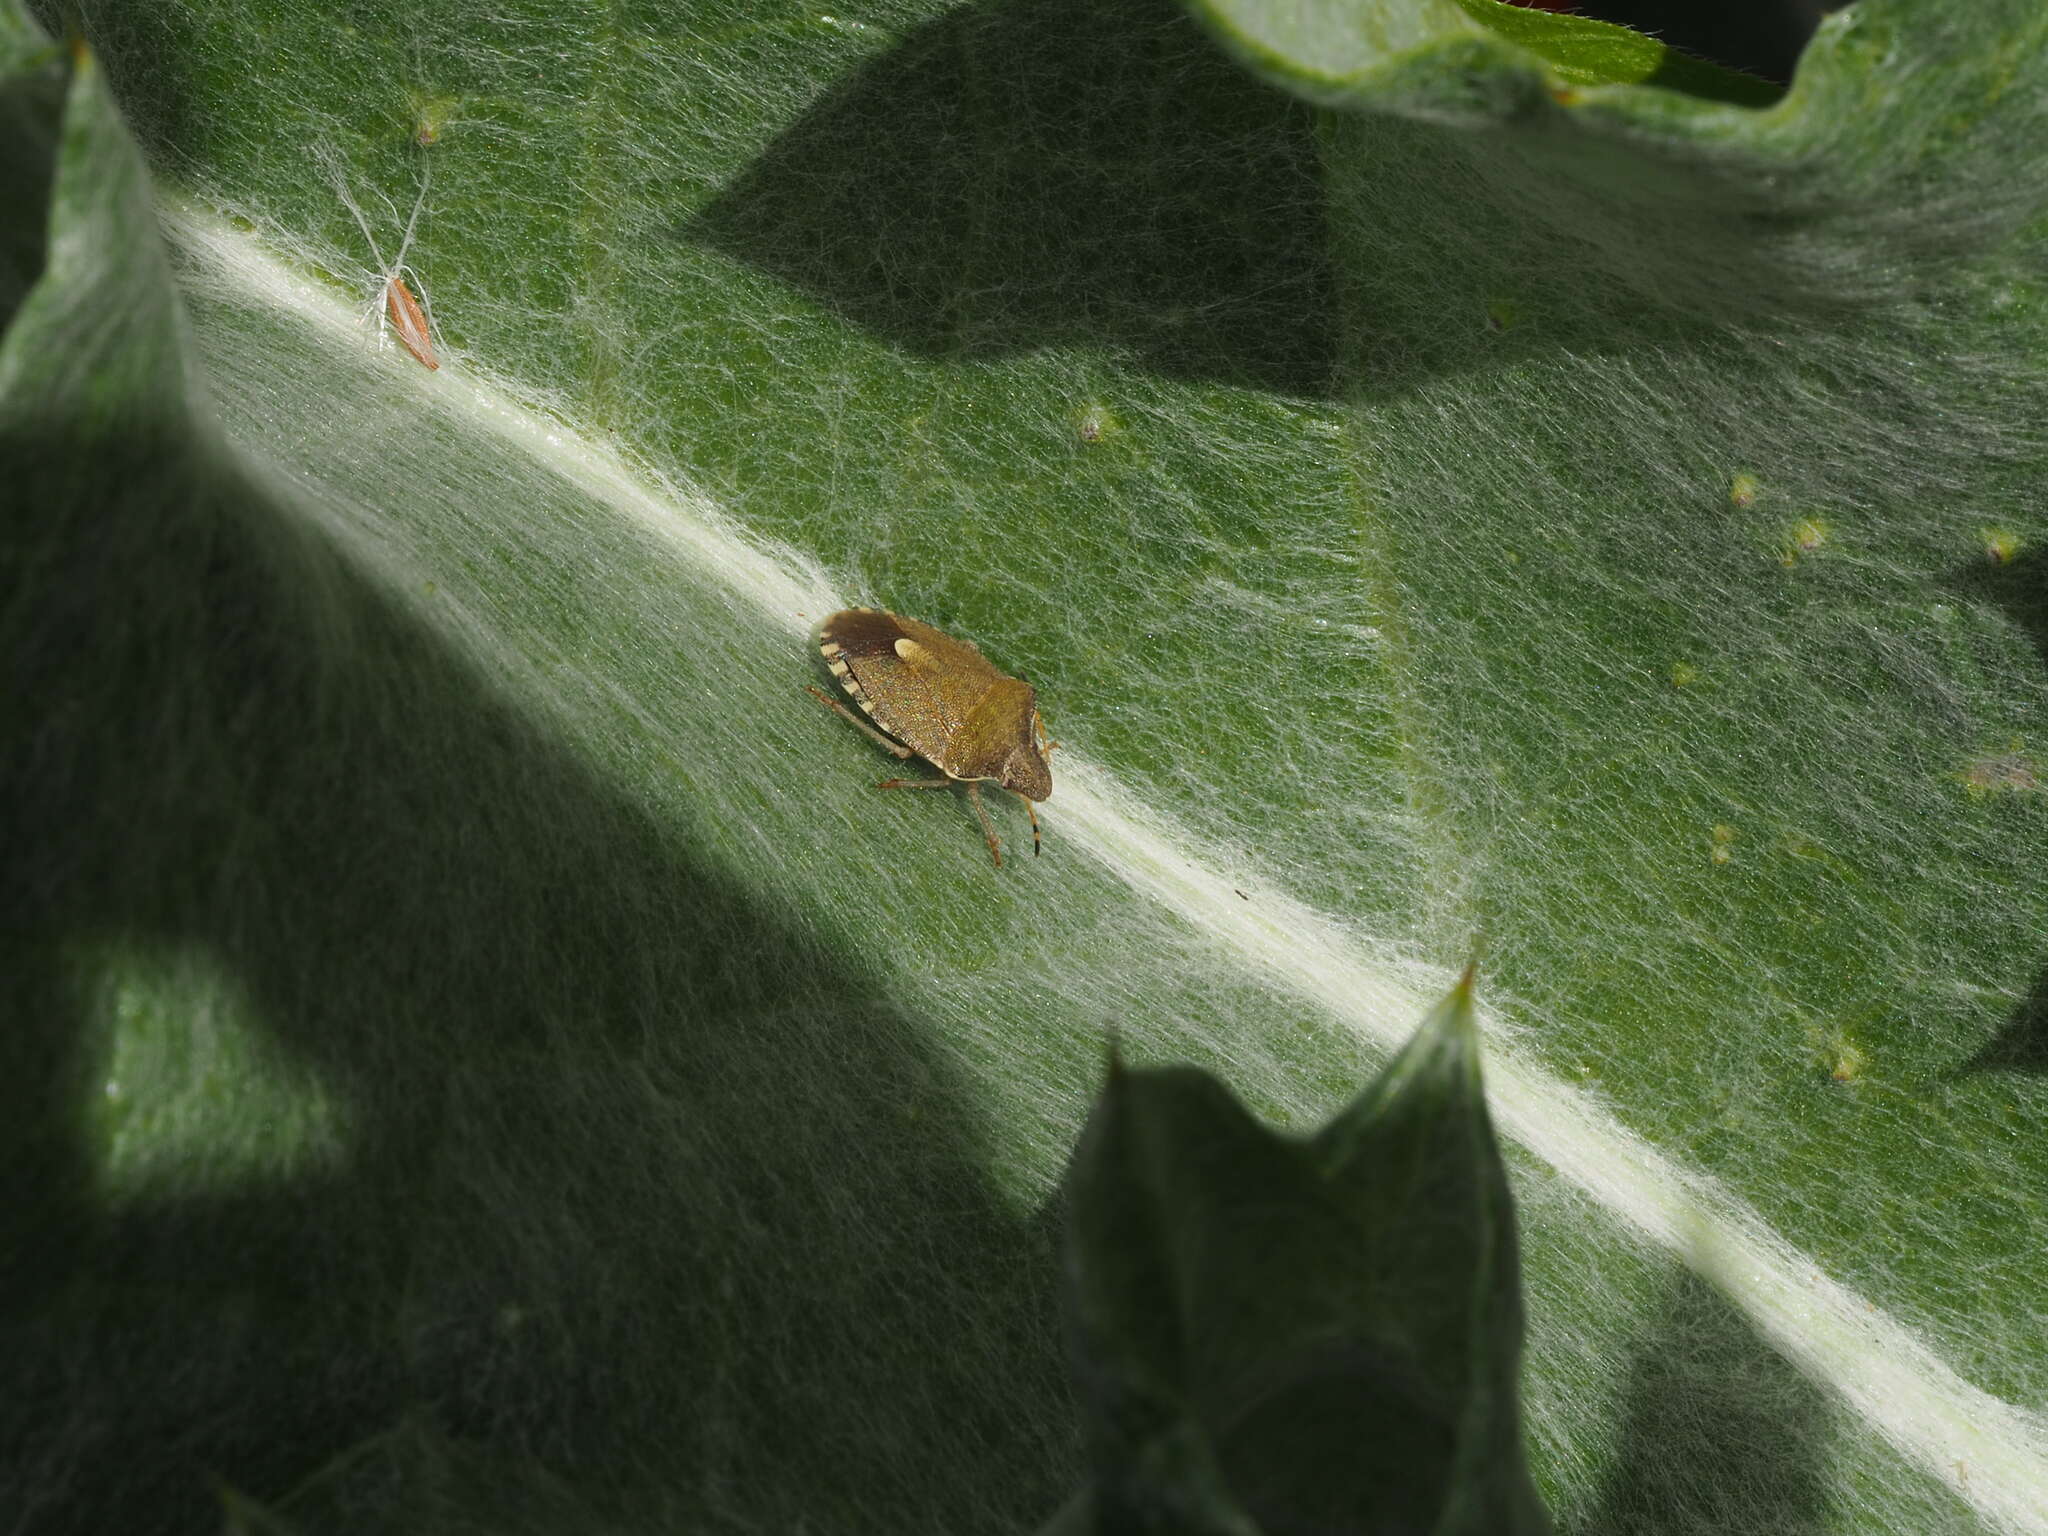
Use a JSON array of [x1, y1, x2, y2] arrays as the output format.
[[1101, 1032, 1129, 1091], [1426, 965, 1482, 1064]]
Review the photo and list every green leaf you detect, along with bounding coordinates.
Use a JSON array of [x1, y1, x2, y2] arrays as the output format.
[[1441, 1, 1780, 104], [1062, 976, 1549, 1533], [1189, 0, 1781, 108], [8, 0, 2048, 1531], [1182, 0, 2048, 314]]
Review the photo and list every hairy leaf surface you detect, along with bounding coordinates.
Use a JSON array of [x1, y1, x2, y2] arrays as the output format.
[[6, 0, 2048, 1531]]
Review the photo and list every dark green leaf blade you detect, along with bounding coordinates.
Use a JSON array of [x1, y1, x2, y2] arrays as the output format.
[[1060, 978, 1550, 1535], [0, 2, 64, 324], [0, 22, 300, 1302], [1310, 972, 1547, 1536], [0, 30, 192, 427]]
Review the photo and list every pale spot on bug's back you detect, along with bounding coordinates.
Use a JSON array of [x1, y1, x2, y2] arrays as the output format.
[[892, 637, 929, 663]]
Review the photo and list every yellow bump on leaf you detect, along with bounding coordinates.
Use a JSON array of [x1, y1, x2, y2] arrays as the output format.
[[410, 92, 458, 147], [1806, 1021, 1868, 1084], [1729, 472, 1759, 508], [1779, 517, 1829, 566], [1982, 526, 2023, 564], [1830, 1042, 1868, 1083]]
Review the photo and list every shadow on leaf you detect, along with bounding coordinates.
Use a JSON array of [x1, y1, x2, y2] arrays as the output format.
[[685, 0, 1338, 398], [1944, 545, 2048, 1076], [1575, 1268, 1828, 1536], [1951, 545, 2048, 661], [1954, 969, 2048, 1076], [0, 417, 1075, 1530]]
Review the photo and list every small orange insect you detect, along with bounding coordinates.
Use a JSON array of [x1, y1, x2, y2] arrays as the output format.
[[326, 152, 440, 370]]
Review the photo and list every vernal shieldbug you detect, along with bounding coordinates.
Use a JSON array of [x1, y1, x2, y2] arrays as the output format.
[[807, 607, 1055, 867]]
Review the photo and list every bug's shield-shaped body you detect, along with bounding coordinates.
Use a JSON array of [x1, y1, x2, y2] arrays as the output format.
[[816, 607, 1053, 864]]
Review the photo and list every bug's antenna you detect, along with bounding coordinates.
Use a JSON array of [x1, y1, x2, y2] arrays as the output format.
[[321, 146, 389, 274], [390, 157, 431, 275]]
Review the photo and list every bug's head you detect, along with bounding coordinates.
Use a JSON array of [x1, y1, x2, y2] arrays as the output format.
[[1001, 738, 1053, 801]]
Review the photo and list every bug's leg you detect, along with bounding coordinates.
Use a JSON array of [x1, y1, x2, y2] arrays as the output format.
[[964, 781, 1003, 868], [806, 685, 913, 759], [1014, 791, 1041, 856], [876, 775, 995, 864]]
